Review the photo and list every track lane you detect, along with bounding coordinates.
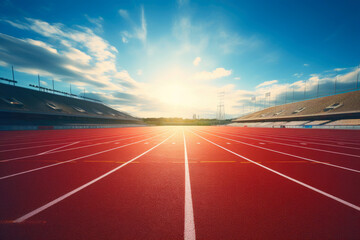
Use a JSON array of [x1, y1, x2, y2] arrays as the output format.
[[0, 127, 154, 148], [194, 128, 360, 171], [0, 130, 169, 179], [207, 128, 360, 154], [186, 129, 360, 239], [0, 130, 174, 223], [223, 127, 360, 145], [191, 128, 360, 204], [1, 129, 185, 240]]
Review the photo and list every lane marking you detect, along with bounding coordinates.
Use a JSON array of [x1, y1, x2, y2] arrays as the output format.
[[231, 130, 359, 146], [205, 130, 360, 158], [200, 161, 236, 163], [0, 128, 159, 148], [194, 130, 360, 174], [83, 160, 115, 163], [0, 132, 169, 180], [226, 142, 231, 144], [191, 131, 360, 212], [37, 142, 79, 155], [13, 132, 175, 223], [0, 130, 169, 163], [259, 142, 266, 145], [196, 142, 200, 144], [183, 130, 196, 240]]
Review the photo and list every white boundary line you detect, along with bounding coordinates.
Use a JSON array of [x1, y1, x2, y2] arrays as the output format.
[[0, 130, 168, 163], [199, 129, 360, 158], [14, 132, 175, 223], [0, 131, 169, 180], [0, 129, 158, 151], [190, 130, 360, 212], [227, 127, 360, 145], [37, 142, 80, 155], [183, 130, 196, 240], [194, 129, 360, 174], [221, 131, 360, 150]]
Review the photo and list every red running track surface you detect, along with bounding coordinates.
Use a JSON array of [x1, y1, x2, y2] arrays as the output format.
[[0, 126, 359, 239]]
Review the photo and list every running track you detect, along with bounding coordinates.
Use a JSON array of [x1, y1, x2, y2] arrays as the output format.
[[0, 126, 359, 239]]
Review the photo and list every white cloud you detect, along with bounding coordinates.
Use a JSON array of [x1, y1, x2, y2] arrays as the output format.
[[303, 63, 309, 67], [137, 69, 143, 75], [177, 0, 189, 7], [85, 15, 103, 33], [25, 39, 58, 54], [256, 80, 278, 88], [119, 6, 147, 44], [63, 47, 91, 65], [334, 68, 346, 71], [40, 80, 48, 86], [118, 9, 129, 19], [193, 57, 201, 66], [193, 68, 232, 81], [234, 77, 241, 80], [137, 6, 147, 43], [3, 20, 28, 30], [1, 19, 129, 91], [293, 73, 303, 78]]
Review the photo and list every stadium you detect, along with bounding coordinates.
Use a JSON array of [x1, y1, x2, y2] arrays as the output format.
[[1, 1, 359, 240]]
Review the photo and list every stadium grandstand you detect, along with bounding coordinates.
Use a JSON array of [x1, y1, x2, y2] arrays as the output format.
[[0, 81, 142, 130], [231, 90, 360, 129]]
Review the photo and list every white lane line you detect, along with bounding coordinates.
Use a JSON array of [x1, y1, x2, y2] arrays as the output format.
[[0, 130, 168, 163], [0, 129, 159, 148], [0, 142, 77, 153], [0, 131, 146, 152], [183, 130, 196, 240], [37, 142, 79, 155], [230, 132, 360, 150], [196, 142, 200, 144], [0, 132, 168, 180], [14, 132, 175, 223], [191, 131, 360, 212], [194, 130, 360, 174], [206, 130, 360, 158]]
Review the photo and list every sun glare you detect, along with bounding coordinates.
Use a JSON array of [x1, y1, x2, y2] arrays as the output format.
[[157, 83, 187, 106]]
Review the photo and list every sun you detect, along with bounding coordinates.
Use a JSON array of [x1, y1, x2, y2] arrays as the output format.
[[157, 83, 188, 107]]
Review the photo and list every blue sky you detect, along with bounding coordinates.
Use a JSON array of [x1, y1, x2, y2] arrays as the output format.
[[0, 0, 359, 118]]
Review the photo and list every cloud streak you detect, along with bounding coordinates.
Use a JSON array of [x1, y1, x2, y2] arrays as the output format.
[[256, 80, 278, 88], [119, 6, 147, 44], [193, 67, 232, 81]]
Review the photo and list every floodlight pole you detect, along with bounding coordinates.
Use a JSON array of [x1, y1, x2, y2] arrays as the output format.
[[70, 84, 72, 94], [334, 75, 337, 93], [11, 66, 15, 86], [356, 65, 359, 89], [316, 78, 319, 98], [38, 74, 41, 91], [52, 79, 55, 92], [304, 80, 306, 100]]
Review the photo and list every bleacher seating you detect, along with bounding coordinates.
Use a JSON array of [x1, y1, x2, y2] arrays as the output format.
[[232, 90, 360, 128], [236, 90, 360, 122], [0, 83, 141, 125]]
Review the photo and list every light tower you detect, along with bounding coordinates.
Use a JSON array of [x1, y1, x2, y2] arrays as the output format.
[[216, 91, 225, 121]]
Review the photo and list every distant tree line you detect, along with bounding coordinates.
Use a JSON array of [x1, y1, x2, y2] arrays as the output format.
[[142, 118, 231, 126]]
